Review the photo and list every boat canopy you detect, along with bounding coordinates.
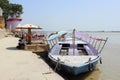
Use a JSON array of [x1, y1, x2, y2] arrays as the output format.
[[48, 31, 69, 40]]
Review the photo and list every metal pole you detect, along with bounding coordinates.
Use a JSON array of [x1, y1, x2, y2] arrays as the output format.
[[97, 40, 102, 51], [99, 37, 108, 53], [94, 40, 98, 48], [72, 29, 75, 55]]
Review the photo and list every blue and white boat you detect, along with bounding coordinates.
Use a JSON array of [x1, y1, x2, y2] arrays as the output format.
[[48, 29, 108, 75]]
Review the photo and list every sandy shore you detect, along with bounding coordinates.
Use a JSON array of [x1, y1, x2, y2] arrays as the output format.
[[0, 29, 7, 39], [0, 36, 64, 80]]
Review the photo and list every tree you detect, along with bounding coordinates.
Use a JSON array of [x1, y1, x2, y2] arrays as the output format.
[[9, 3, 23, 17], [0, 0, 9, 19], [0, 0, 23, 27]]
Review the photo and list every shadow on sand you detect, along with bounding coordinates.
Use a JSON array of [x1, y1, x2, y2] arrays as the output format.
[[36, 53, 100, 80], [6, 47, 20, 50]]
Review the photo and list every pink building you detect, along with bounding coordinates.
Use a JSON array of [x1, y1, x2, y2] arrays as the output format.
[[7, 15, 22, 32]]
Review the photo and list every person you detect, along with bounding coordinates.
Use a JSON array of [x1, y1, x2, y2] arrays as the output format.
[[61, 34, 66, 41], [16, 37, 26, 49]]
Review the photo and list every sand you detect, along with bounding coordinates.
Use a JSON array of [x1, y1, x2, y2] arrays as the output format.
[[0, 29, 7, 39], [0, 34, 64, 80]]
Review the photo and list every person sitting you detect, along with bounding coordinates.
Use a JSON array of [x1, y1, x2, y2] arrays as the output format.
[[61, 34, 66, 41], [16, 37, 26, 49]]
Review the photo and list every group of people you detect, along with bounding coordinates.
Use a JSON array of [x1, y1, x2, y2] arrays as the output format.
[[32, 34, 45, 40], [16, 32, 44, 49]]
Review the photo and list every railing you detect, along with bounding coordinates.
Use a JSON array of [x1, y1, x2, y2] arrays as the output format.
[[47, 30, 108, 54], [75, 30, 108, 54]]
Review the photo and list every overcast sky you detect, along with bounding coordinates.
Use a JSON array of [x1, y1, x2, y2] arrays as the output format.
[[9, 0, 120, 31]]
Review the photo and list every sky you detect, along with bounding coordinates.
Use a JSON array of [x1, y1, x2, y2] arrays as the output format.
[[9, 0, 120, 31]]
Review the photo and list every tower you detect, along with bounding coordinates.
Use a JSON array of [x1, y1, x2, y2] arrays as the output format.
[[7, 14, 22, 32]]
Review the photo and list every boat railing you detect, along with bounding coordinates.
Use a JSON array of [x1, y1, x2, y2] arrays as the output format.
[[78, 36, 108, 54], [47, 30, 108, 54], [50, 44, 62, 55], [46, 37, 60, 49], [75, 30, 108, 54]]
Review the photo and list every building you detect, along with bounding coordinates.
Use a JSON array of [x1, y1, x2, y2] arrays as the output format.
[[7, 14, 22, 32], [0, 7, 5, 28]]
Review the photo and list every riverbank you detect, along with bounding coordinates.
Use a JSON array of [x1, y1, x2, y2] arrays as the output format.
[[0, 35, 64, 80], [0, 28, 7, 39]]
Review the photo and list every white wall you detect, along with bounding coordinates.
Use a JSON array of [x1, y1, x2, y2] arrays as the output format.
[[0, 7, 3, 16]]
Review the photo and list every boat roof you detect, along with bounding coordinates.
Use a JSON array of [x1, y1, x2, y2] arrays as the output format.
[[48, 31, 69, 40]]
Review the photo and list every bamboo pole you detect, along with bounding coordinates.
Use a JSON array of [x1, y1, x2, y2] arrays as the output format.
[[98, 37, 108, 53], [73, 29, 75, 55], [94, 40, 98, 48], [51, 39, 54, 45], [97, 40, 102, 51], [91, 39, 95, 46], [89, 37, 91, 43], [49, 40, 53, 48], [100, 57, 102, 64], [28, 28, 32, 44]]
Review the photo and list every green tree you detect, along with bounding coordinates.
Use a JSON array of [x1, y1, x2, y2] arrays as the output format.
[[9, 3, 23, 17], [0, 0, 23, 27], [0, 0, 9, 20]]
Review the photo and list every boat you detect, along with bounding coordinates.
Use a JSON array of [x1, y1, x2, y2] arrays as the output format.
[[47, 29, 108, 75]]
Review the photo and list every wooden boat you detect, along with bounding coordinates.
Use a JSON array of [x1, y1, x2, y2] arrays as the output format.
[[48, 29, 108, 75]]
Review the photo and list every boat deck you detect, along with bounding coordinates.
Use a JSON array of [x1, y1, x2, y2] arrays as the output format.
[[60, 47, 87, 56], [50, 38, 98, 56], [51, 43, 95, 56]]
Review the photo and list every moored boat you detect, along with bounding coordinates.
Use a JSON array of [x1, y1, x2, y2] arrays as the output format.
[[47, 29, 108, 75]]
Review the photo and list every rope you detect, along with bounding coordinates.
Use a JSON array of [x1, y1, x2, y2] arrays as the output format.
[[88, 57, 93, 71], [54, 58, 61, 71]]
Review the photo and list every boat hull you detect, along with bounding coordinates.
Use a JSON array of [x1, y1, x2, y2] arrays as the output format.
[[49, 55, 100, 75], [60, 59, 99, 75]]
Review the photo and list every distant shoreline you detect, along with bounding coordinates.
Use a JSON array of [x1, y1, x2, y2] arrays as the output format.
[[43, 30, 120, 33], [82, 31, 120, 33]]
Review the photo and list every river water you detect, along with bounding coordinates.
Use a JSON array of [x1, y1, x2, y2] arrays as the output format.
[[94, 32, 120, 80], [60, 32, 120, 80]]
